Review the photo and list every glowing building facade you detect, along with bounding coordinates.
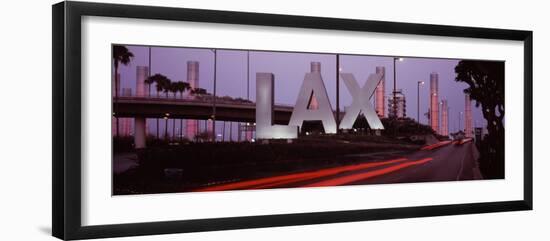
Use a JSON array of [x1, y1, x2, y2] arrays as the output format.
[[120, 88, 133, 137], [186, 61, 199, 140], [440, 99, 449, 136], [136, 66, 149, 97], [375, 66, 385, 118], [430, 72, 439, 133], [134, 66, 148, 148]]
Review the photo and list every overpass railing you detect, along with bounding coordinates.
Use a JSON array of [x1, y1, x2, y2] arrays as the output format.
[[113, 93, 294, 108]]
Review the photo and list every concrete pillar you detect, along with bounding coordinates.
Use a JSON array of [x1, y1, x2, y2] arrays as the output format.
[[187, 61, 199, 90], [134, 117, 146, 148], [136, 66, 149, 97], [375, 66, 385, 118], [186, 61, 199, 141]]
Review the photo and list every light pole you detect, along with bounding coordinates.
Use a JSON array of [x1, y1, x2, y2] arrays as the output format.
[[247, 51, 250, 100], [439, 101, 443, 135], [336, 54, 340, 132], [149, 47, 160, 139], [392, 57, 403, 118], [417, 80, 424, 123], [244, 51, 251, 140], [210, 49, 217, 141]]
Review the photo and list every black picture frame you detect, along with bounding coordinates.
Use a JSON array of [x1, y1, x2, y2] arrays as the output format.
[[52, 1, 533, 240]]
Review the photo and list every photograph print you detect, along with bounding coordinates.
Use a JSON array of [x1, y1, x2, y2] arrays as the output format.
[[112, 44, 504, 195]]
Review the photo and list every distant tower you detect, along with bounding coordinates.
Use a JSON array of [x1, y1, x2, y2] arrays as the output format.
[[387, 89, 406, 118], [186, 61, 199, 140], [430, 72, 439, 133], [187, 61, 199, 91], [464, 93, 473, 138], [136, 66, 149, 97], [308, 62, 320, 110], [441, 99, 449, 136], [375, 66, 385, 118]]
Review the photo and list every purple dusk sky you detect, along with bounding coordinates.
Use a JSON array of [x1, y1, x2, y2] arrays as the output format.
[[116, 45, 487, 136]]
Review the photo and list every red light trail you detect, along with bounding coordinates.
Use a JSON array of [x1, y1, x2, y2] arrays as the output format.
[[195, 158, 408, 192], [303, 158, 433, 188], [421, 141, 452, 151]]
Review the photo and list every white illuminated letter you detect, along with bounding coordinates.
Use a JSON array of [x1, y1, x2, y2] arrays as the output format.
[[288, 69, 337, 134], [339, 72, 385, 130], [256, 73, 298, 139]]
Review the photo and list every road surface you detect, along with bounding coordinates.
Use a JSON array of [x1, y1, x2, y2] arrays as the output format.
[[195, 139, 483, 192]]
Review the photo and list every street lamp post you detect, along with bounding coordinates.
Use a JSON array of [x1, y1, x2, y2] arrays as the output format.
[[148, 47, 160, 139], [243, 51, 253, 141], [247, 51, 250, 100], [392, 57, 403, 118], [336, 54, 340, 132], [211, 49, 217, 141], [417, 81, 424, 123]]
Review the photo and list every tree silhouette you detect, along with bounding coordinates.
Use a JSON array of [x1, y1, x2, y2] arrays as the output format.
[[112, 45, 134, 138], [113, 45, 134, 98], [455, 60, 504, 178], [169, 82, 178, 98], [144, 74, 155, 97], [160, 79, 171, 98], [176, 81, 190, 98], [146, 74, 172, 98], [146, 73, 173, 140], [191, 88, 208, 95]]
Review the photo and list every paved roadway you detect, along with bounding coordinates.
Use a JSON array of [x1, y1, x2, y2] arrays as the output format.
[[195, 139, 483, 192]]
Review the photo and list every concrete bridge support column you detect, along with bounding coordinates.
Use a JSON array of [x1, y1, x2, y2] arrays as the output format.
[[134, 117, 146, 149]]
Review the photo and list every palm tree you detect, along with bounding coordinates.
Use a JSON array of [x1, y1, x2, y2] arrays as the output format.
[[176, 81, 190, 98], [161, 79, 171, 98], [144, 75, 155, 97], [146, 74, 171, 98], [112, 45, 134, 138], [145, 73, 172, 140], [169, 82, 179, 98], [113, 45, 134, 98], [191, 88, 207, 96]]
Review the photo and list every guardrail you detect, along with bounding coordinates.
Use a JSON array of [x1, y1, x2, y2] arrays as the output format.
[[113, 94, 294, 108]]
